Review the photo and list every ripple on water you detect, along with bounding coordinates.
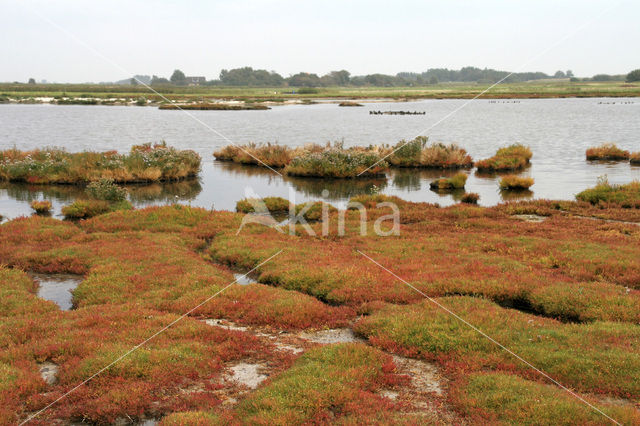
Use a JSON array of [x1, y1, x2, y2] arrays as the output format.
[[32, 274, 82, 310]]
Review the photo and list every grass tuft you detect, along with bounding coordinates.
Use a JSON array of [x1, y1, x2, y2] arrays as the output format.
[[29, 200, 52, 214], [576, 177, 640, 208], [499, 175, 535, 190], [429, 172, 468, 190]]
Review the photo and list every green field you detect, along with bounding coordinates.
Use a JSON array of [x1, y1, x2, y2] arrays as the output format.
[[1, 80, 639, 102]]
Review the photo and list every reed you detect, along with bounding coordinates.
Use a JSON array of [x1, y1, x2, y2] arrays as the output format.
[[499, 175, 535, 190]]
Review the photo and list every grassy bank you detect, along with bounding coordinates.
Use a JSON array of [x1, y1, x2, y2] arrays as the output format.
[[1, 81, 639, 102]]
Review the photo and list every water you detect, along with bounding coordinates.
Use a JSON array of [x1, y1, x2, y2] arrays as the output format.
[[1, 99, 638, 220], [32, 273, 82, 310]]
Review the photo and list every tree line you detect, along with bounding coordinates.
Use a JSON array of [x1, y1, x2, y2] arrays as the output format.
[[117, 66, 640, 87]]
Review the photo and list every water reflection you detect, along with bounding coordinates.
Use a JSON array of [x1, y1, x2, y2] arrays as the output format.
[[0, 182, 83, 203], [391, 168, 460, 191], [499, 189, 534, 202], [126, 179, 202, 203], [287, 176, 387, 200]]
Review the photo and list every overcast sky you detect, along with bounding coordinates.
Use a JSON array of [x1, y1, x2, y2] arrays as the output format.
[[1, 0, 637, 83]]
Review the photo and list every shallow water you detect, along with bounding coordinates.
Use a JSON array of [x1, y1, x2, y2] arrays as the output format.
[[32, 273, 82, 310], [1, 99, 638, 220]]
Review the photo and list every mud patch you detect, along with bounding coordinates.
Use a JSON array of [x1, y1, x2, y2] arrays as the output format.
[[39, 361, 58, 385], [32, 273, 82, 310], [298, 328, 364, 344], [513, 214, 548, 223], [227, 362, 268, 389]]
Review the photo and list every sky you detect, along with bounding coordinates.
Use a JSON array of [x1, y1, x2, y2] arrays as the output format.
[[1, 0, 638, 83]]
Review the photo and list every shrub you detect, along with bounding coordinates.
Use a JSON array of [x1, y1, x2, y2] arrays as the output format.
[[285, 150, 388, 178], [236, 197, 291, 214], [338, 101, 363, 107], [85, 178, 128, 202], [586, 143, 630, 161], [499, 175, 534, 190], [630, 152, 640, 164], [29, 200, 52, 214], [387, 137, 473, 169], [461, 192, 480, 204], [475, 144, 532, 172], [576, 177, 640, 207], [429, 172, 468, 190], [62, 200, 132, 219]]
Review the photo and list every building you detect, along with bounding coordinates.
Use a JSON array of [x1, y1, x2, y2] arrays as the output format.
[[185, 76, 206, 86]]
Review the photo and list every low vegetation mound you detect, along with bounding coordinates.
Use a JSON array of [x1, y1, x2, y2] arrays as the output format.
[[429, 172, 468, 190], [0, 142, 201, 184], [236, 197, 291, 214], [460, 192, 479, 204], [159, 102, 269, 110], [586, 143, 630, 161], [284, 149, 388, 178], [214, 143, 296, 168], [576, 178, 640, 208], [475, 144, 532, 172], [386, 136, 473, 169], [62, 179, 132, 219], [29, 200, 52, 214], [499, 175, 535, 190], [630, 151, 640, 164]]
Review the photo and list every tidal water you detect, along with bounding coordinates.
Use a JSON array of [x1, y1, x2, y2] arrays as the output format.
[[1, 99, 638, 220]]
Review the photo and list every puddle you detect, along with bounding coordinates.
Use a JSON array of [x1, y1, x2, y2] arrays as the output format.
[[39, 361, 58, 385], [512, 214, 548, 223], [32, 274, 82, 310], [298, 328, 364, 344], [228, 362, 267, 389], [234, 273, 258, 285]]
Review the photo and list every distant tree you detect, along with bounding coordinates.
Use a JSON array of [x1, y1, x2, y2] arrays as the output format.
[[288, 72, 322, 87], [151, 75, 170, 85], [219, 67, 284, 86], [429, 76, 438, 85], [554, 70, 566, 78], [170, 69, 187, 85], [28, 78, 36, 84], [566, 70, 574, 78], [130, 78, 137, 85], [626, 69, 640, 83]]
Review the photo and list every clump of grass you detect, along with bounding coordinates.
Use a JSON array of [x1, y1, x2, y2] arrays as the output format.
[[338, 101, 363, 107], [475, 144, 532, 172], [85, 178, 128, 202], [499, 175, 534, 190], [630, 152, 640, 164], [63, 179, 131, 219], [236, 197, 291, 214], [387, 136, 473, 169], [213, 143, 297, 168], [233, 343, 399, 424], [586, 143, 630, 161], [62, 199, 131, 219], [0, 142, 201, 184], [429, 172, 468, 190], [576, 177, 640, 208], [461, 192, 480, 204], [29, 200, 52, 214], [452, 372, 640, 425], [284, 149, 388, 178], [294, 201, 338, 221]]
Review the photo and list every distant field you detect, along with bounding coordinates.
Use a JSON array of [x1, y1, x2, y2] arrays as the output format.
[[1, 81, 639, 101]]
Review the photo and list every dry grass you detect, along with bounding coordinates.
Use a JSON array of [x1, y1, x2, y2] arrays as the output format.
[[475, 144, 532, 172]]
